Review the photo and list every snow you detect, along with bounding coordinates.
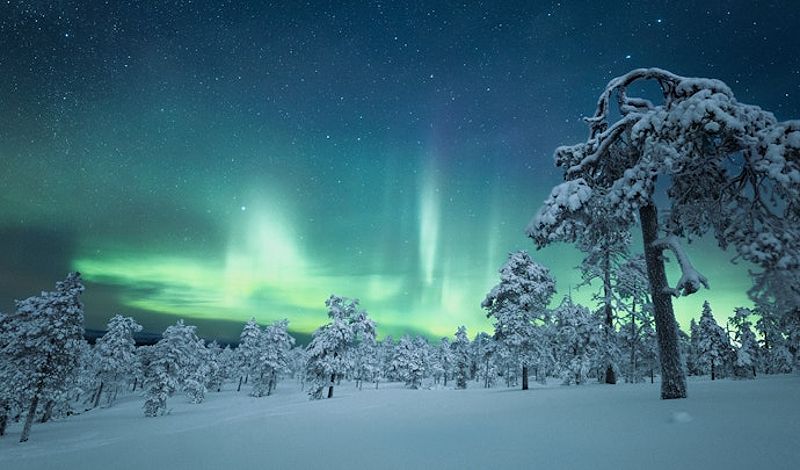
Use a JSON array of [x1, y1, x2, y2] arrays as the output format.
[[2, 375, 798, 469]]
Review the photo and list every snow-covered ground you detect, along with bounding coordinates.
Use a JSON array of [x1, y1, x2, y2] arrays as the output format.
[[1, 375, 798, 469]]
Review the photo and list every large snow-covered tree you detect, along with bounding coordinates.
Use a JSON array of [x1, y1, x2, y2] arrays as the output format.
[[482, 251, 556, 390], [528, 68, 799, 399], [2, 273, 85, 442], [93, 315, 142, 408], [305, 295, 376, 399]]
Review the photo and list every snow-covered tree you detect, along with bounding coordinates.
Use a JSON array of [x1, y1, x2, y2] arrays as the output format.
[[252, 319, 295, 397], [729, 308, 758, 379], [552, 297, 600, 385], [235, 318, 262, 392], [205, 341, 227, 393], [431, 337, 454, 386], [93, 315, 142, 408], [390, 336, 426, 389], [182, 337, 211, 404], [351, 336, 383, 389], [574, 212, 631, 385], [753, 306, 793, 374], [472, 332, 498, 388], [305, 295, 376, 399], [0, 311, 18, 437], [482, 251, 556, 390], [143, 320, 206, 416], [694, 302, 731, 380], [2, 273, 85, 442], [452, 326, 470, 389], [528, 68, 799, 399]]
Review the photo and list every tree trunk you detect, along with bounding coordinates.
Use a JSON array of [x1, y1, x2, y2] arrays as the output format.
[[237, 376, 243, 392], [629, 300, 637, 383], [20, 393, 40, 443], [93, 382, 104, 409], [711, 359, 716, 381], [603, 251, 617, 384], [522, 365, 529, 390], [639, 203, 687, 399], [39, 401, 54, 423], [131, 377, 138, 392], [0, 401, 9, 437], [327, 373, 335, 398]]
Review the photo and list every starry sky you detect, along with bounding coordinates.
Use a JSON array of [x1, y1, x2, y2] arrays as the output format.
[[1, 1, 799, 342]]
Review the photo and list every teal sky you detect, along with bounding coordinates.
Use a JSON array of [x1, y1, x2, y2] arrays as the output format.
[[1, 1, 798, 341]]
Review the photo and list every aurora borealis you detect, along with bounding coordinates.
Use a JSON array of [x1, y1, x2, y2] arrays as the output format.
[[1, 1, 799, 341]]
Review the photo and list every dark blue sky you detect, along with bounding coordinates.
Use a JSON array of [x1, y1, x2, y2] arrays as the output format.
[[1, 1, 798, 340]]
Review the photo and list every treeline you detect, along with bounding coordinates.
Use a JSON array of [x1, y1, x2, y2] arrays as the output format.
[[2, 260, 798, 443]]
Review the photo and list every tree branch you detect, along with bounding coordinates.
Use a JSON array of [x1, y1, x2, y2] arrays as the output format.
[[653, 235, 709, 296]]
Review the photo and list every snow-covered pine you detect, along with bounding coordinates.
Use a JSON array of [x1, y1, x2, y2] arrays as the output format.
[[753, 306, 793, 375], [749, 267, 800, 372], [0, 310, 17, 437], [351, 336, 382, 389], [235, 318, 262, 392], [93, 315, 142, 408], [390, 336, 426, 389], [182, 337, 211, 404], [305, 295, 376, 399], [729, 308, 758, 379], [552, 296, 601, 385], [528, 68, 800, 399], [251, 319, 295, 397], [205, 341, 226, 393], [431, 337, 454, 386], [615, 256, 654, 383], [693, 302, 732, 381], [452, 326, 470, 389], [482, 251, 556, 390], [1, 272, 85, 442], [142, 320, 206, 416], [472, 332, 498, 388]]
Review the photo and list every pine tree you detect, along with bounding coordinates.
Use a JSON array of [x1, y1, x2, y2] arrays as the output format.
[[753, 306, 793, 374], [431, 337, 454, 386], [205, 341, 228, 393], [482, 251, 556, 390], [93, 315, 142, 408], [452, 326, 470, 389], [3, 273, 86, 442], [529, 69, 800, 398], [730, 308, 758, 379], [472, 332, 498, 388], [390, 336, 426, 389], [142, 320, 205, 416], [305, 295, 376, 399], [252, 319, 295, 397], [552, 297, 600, 385], [235, 318, 262, 392], [694, 302, 731, 380]]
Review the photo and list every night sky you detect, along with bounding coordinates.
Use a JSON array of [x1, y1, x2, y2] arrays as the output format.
[[1, 1, 799, 341]]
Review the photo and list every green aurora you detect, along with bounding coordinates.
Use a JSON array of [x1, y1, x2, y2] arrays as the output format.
[[1, 1, 796, 341]]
